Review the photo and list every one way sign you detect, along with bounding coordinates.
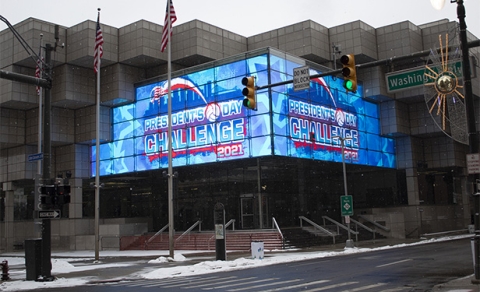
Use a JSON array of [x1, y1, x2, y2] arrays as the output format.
[[38, 210, 61, 219]]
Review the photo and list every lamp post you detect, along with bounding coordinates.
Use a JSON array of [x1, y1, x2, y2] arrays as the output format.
[[431, 0, 479, 282]]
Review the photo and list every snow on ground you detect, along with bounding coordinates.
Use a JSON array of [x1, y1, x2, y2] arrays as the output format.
[[0, 235, 472, 291]]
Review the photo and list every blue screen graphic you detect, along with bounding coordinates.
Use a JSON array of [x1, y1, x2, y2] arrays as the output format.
[[91, 51, 396, 176]]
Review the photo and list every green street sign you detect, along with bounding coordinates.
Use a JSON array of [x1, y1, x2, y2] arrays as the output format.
[[386, 61, 463, 93], [340, 195, 353, 216]]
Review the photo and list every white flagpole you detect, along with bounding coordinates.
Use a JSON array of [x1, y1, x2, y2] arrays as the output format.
[[94, 8, 101, 262], [167, 0, 175, 259]]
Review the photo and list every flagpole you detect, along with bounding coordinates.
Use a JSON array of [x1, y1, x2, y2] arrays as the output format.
[[167, 0, 175, 259], [94, 8, 101, 262]]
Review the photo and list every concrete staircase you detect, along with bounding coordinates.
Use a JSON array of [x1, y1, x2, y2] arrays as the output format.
[[120, 229, 284, 251]]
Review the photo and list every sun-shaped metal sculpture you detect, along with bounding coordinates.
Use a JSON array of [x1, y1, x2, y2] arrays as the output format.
[[424, 27, 468, 144]]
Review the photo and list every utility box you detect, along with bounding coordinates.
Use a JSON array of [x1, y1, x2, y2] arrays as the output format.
[[25, 238, 42, 281], [251, 241, 264, 260]]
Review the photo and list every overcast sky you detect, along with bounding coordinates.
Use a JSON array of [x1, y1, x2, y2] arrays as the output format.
[[1, 0, 479, 40]]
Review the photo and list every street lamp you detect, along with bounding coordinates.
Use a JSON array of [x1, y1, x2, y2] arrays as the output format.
[[430, 0, 446, 10], [334, 136, 355, 248], [430, 0, 479, 282]]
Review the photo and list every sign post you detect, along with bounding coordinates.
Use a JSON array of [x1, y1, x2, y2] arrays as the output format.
[[214, 203, 226, 261], [340, 195, 354, 248]]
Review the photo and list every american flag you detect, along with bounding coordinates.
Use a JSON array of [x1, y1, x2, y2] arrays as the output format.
[[94, 11, 104, 73], [35, 57, 42, 95], [160, 0, 177, 52]]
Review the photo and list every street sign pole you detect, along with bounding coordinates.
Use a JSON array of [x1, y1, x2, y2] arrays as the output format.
[[338, 137, 354, 248]]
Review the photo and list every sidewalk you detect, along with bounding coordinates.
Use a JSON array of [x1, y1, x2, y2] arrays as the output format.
[[431, 274, 480, 291]]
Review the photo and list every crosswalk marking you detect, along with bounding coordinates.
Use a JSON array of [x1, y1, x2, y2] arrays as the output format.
[[162, 276, 237, 288], [201, 277, 273, 290], [227, 279, 302, 291], [339, 282, 387, 291], [105, 275, 411, 291], [302, 281, 358, 292], [265, 279, 330, 291], [380, 287, 411, 292]]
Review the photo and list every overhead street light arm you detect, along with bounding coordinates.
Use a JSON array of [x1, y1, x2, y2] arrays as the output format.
[[0, 15, 49, 71], [0, 15, 52, 89], [0, 69, 51, 89]]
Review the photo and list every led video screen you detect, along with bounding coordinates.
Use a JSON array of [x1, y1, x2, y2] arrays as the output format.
[[91, 50, 395, 176]]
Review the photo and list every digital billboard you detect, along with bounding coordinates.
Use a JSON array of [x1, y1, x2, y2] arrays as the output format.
[[91, 49, 396, 176]]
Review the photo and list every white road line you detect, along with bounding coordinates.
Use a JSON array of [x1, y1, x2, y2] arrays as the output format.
[[160, 276, 236, 288], [202, 278, 276, 290], [302, 281, 358, 292], [339, 282, 387, 291], [227, 279, 302, 291], [376, 258, 413, 268], [265, 279, 330, 291]]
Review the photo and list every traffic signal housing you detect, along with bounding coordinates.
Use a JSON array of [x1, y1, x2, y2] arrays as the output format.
[[241, 76, 256, 110], [340, 54, 357, 93], [39, 184, 55, 208]]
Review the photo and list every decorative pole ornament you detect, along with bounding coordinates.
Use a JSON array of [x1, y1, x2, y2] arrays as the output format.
[[424, 31, 468, 145]]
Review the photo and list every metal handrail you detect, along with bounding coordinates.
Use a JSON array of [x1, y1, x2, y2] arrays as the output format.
[[145, 223, 169, 245], [225, 219, 236, 230], [272, 217, 285, 249], [272, 217, 284, 240], [322, 216, 359, 235], [299, 216, 336, 244], [357, 215, 391, 232], [176, 220, 202, 242], [350, 218, 375, 242]]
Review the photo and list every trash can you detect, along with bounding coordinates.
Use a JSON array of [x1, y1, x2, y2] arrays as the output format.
[[25, 238, 42, 281], [251, 241, 264, 260]]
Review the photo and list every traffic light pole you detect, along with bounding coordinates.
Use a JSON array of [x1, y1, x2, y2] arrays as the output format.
[[453, 0, 480, 283], [40, 43, 54, 281]]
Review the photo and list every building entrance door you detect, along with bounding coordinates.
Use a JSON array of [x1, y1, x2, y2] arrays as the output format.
[[240, 195, 254, 229]]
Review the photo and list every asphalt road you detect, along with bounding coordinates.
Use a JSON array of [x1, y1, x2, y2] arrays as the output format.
[[34, 237, 473, 291]]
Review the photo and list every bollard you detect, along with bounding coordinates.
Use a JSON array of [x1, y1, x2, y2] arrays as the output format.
[[1, 260, 9, 281]]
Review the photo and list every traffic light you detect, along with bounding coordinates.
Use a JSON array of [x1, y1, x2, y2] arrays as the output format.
[[38, 179, 72, 209], [39, 184, 55, 208], [56, 184, 71, 205], [340, 54, 357, 93], [241, 76, 256, 110]]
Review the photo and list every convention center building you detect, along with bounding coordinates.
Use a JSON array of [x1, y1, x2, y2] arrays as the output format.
[[0, 15, 479, 251]]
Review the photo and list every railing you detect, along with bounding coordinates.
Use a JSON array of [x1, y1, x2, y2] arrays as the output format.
[[299, 216, 336, 244], [357, 215, 391, 232], [322, 216, 359, 241], [225, 219, 236, 230], [176, 220, 202, 242], [349, 218, 375, 242], [145, 223, 169, 248], [272, 217, 285, 249]]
